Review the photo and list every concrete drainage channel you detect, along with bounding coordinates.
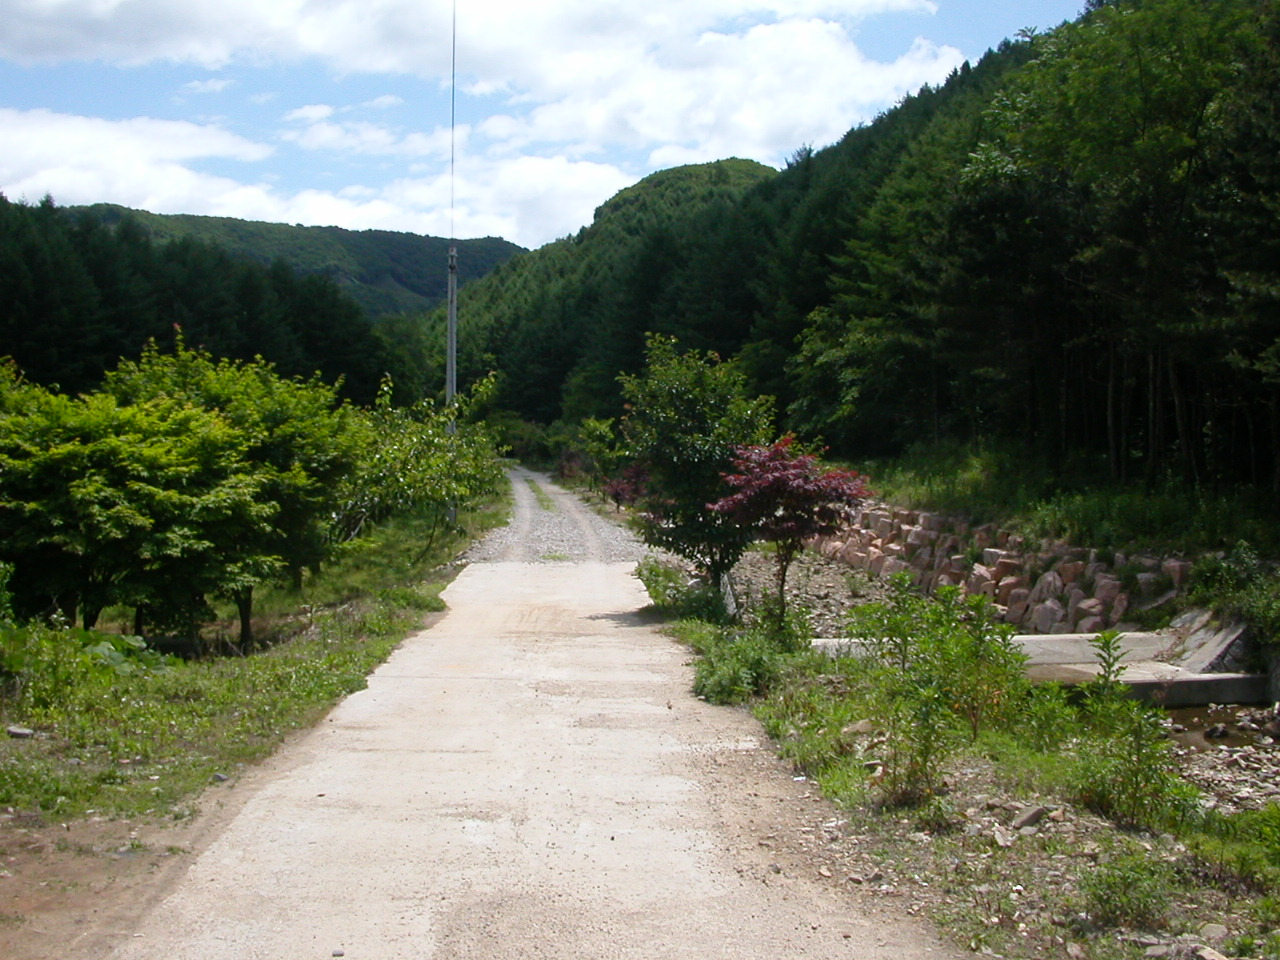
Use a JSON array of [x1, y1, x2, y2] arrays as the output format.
[[811, 609, 1269, 708]]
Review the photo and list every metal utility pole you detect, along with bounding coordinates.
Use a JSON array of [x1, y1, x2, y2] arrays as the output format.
[[446, 243, 457, 412], [445, 0, 458, 526]]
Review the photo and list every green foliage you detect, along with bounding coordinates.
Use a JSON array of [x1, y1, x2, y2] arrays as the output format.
[[0, 364, 278, 630], [433, 159, 776, 423], [1079, 851, 1175, 930], [634, 555, 728, 623], [1071, 650, 1201, 832], [754, 663, 878, 779], [0, 342, 502, 644], [0, 563, 14, 624], [0, 195, 408, 403], [846, 578, 1029, 804], [1190, 541, 1280, 644], [1020, 487, 1278, 557], [619, 335, 774, 588], [0, 497, 499, 816], [691, 616, 814, 705], [1187, 803, 1280, 891], [1018, 682, 1080, 753], [577, 417, 624, 491], [864, 440, 1280, 564], [331, 374, 504, 544], [102, 341, 362, 621]]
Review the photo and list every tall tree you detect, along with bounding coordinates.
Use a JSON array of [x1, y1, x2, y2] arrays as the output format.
[[619, 335, 774, 589]]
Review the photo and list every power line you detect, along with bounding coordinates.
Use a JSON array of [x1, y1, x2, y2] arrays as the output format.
[[446, 0, 457, 411]]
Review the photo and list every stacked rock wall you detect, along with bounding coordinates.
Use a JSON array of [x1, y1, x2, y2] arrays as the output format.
[[814, 504, 1193, 635]]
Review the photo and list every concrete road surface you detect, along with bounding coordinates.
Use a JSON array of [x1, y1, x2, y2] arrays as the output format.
[[104, 470, 960, 960]]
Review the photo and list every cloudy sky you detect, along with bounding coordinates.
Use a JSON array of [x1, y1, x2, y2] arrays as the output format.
[[1, 1, 1083, 250]]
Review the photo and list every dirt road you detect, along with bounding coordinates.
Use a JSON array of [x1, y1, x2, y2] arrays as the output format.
[[87, 469, 961, 959]]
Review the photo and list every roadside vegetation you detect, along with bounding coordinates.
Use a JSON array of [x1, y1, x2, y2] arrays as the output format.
[[601, 331, 1280, 960], [0, 495, 507, 820], [0, 339, 508, 820], [639, 564, 1280, 960]]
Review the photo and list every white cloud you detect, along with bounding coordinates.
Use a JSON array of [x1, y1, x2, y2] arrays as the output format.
[[469, 17, 960, 168], [0, 0, 974, 247], [181, 77, 232, 94], [362, 94, 404, 110], [0, 106, 629, 247], [0, 106, 272, 208], [281, 114, 455, 159], [0, 1, 935, 76], [283, 103, 335, 123]]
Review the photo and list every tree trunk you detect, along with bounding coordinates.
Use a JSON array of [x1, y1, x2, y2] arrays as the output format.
[[1167, 354, 1200, 484], [1107, 344, 1119, 480], [236, 587, 254, 647]]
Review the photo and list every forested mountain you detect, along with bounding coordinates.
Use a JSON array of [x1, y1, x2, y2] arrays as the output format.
[[0, 195, 398, 403], [426, 157, 780, 422], [446, 0, 1280, 491], [69, 204, 524, 319]]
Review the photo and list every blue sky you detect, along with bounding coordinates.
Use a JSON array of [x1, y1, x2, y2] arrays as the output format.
[[0, 1, 1084, 250]]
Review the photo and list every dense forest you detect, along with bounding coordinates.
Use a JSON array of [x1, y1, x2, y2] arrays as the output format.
[[0, 195, 450, 404], [439, 0, 1280, 492], [4, 0, 1278, 491], [70, 204, 524, 320]]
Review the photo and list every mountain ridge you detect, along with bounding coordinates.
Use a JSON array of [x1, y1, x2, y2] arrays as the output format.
[[68, 203, 525, 319]]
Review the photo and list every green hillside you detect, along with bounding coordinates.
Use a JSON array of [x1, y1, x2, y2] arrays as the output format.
[[70, 205, 525, 319], [425, 157, 780, 422], [437, 0, 1280, 496]]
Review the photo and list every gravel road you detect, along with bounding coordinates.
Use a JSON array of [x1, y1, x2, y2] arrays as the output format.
[[93, 470, 961, 960]]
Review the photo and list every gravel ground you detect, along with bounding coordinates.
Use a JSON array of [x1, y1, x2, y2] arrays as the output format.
[[463, 466, 647, 564]]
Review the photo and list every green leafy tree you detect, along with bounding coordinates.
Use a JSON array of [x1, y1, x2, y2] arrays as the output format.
[[331, 374, 504, 544], [619, 335, 774, 589], [577, 417, 624, 492], [970, 0, 1255, 480], [0, 365, 275, 632], [103, 342, 362, 641]]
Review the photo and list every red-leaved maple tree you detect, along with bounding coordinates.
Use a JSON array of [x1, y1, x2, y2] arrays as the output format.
[[709, 437, 871, 619]]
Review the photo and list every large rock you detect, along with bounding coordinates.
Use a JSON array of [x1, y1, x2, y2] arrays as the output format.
[[1058, 560, 1086, 584], [994, 557, 1023, 580], [967, 564, 995, 595], [1093, 575, 1123, 605], [1033, 599, 1067, 634], [1163, 558, 1193, 586], [1029, 571, 1065, 604], [882, 557, 913, 580], [1066, 586, 1087, 624], [996, 576, 1027, 605]]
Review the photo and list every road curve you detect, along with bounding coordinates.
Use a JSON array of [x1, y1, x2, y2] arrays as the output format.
[[101, 471, 961, 960]]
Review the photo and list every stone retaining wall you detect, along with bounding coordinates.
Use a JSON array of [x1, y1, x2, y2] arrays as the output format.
[[814, 504, 1193, 635]]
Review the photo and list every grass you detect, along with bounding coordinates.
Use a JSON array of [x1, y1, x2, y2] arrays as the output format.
[[858, 438, 1280, 557], [0, 495, 508, 820], [524, 476, 556, 511], [640, 565, 1280, 960]]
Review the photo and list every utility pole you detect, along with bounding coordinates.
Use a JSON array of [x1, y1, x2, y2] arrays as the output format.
[[445, 0, 458, 526], [446, 243, 457, 412]]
